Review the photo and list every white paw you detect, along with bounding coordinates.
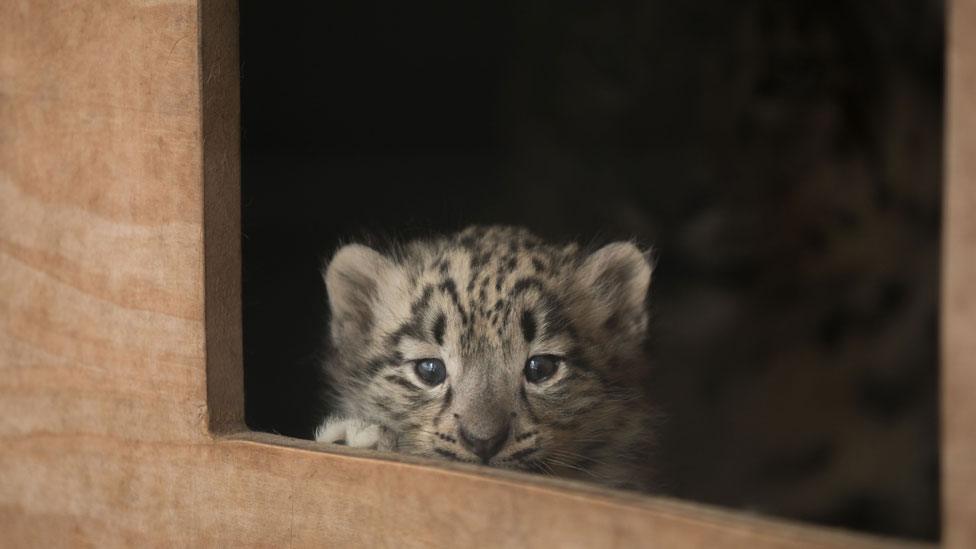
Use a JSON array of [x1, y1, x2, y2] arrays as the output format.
[[315, 415, 382, 449]]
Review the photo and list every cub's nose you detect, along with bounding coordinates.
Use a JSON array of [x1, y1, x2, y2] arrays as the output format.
[[458, 424, 510, 463]]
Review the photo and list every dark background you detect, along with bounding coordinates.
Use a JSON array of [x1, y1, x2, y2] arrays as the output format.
[[241, 1, 943, 540]]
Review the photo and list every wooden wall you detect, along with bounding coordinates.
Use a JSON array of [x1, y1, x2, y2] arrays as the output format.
[[943, 0, 976, 546], [0, 0, 962, 547]]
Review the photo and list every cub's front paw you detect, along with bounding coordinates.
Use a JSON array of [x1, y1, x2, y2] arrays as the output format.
[[315, 415, 401, 452], [315, 416, 383, 448]]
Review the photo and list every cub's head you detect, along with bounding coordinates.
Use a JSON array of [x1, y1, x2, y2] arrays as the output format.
[[323, 226, 653, 480]]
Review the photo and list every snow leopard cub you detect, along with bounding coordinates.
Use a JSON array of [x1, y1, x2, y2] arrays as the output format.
[[315, 226, 655, 490]]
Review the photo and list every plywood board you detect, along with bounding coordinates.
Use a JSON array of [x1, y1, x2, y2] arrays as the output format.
[[943, 0, 976, 546]]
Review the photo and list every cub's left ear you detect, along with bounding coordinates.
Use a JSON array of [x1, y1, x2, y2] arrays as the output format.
[[324, 244, 403, 347], [576, 242, 653, 335]]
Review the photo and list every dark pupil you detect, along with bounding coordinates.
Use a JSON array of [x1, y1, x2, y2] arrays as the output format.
[[415, 359, 446, 385], [525, 355, 558, 383]]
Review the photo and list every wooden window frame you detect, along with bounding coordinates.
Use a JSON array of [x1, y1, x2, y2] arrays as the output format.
[[1, 1, 970, 546]]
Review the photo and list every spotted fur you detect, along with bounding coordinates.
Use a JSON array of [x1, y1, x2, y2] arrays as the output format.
[[315, 226, 656, 489]]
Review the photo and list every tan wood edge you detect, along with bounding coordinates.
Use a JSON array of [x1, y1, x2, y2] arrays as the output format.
[[227, 431, 932, 548], [200, 0, 245, 435], [943, 0, 976, 546]]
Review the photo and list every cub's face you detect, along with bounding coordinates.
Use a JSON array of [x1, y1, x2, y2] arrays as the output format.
[[324, 228, 652, 476]]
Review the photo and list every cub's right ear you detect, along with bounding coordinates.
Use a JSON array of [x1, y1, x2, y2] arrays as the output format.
[[323, 244, 399, 345]]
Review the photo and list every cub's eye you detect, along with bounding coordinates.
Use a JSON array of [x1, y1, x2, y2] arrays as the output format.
[[414, 358, 447, 386], [524, 355, 560, 383]]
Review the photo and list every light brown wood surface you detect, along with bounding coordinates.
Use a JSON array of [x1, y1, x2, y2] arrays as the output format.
[[943, 0, 976, 547], [0, 1, 945, 547]]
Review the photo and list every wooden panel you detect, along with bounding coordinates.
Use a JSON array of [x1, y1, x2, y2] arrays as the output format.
[[0, 429, 924, 548], [943, 0, 976, 546], [201, 0, 245, 434], [0, 0, 210, 444], [0, 1, 934, 547]]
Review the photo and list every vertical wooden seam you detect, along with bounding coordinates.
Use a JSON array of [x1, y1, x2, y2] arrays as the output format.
[[943, 0, 976, 546], [200, 0, 244, 434]]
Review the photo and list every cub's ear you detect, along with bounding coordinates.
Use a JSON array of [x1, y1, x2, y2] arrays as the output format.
[[576, 242, 653, 338], [323, 244, 401, 345]]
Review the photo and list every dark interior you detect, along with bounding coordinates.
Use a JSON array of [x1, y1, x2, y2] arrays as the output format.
[[241, 1, 943, 540]]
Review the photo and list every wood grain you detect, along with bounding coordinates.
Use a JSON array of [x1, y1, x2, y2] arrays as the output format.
[[0, 0, 210, 446], [943, 0, 976, 546], [201, 0, 245, 435], [0, 429, 926, 549], [0, 1, 940, 547]]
